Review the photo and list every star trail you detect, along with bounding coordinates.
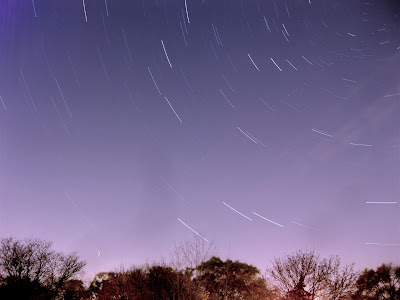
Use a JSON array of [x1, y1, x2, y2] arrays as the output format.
[[0, 0, 400, 277]]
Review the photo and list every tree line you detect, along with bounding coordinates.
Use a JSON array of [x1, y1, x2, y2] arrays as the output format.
[[0, 236, 398, 299]]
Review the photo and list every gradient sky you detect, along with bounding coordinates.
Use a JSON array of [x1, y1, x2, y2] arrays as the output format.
[[1, 0, 400, 280]]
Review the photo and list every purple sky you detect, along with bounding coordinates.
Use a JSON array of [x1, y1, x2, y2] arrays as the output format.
[[1, 0, 400, 279]]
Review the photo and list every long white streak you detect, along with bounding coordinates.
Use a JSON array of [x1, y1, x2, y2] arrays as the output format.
[[42, 42, 53, 77], [164, 97, 182, 123], [32, 0, 37, 18], [365, 242, 400, 246], [211, 23, 220, 46], [65, 192, 94, 228], [82, 0, 88, 22], [179, 21, 188, 46], [214, 24, 223, 47], [282, 23, 289, 36], [384, 92, 400, 98], [349, 142, 373, 147], [270, 58, 282, 71], [19, 68, 38, 112], [123, 81, 138, 108], [258, 97, 275, 111], [221, 74, 236, 93], [237, 127, 257, 144], [285, 2, 291, 18], [104, 0, 109, 16], [148, 66, 161, 95], [76, 232, 101, 259], [50, 96, 71, 136], [180, 68, 194, 93], [220, 90, 235, 109], [253, 212, 283, 227], [286, 59, 298, 71], [291, 221, 321, 232], [342, 78, 357, 83], [302, 55, 313, 65], [312, 128, 332, 137], [320, 59, 332, 67], [366, 202, 397, 204], [246, 132, 270, 148], [182, 9, 188, 33], [222, 202, 253, 221], [161, 40, 173, 68], [263, 16, 271, 32], [272, 20, 281, 33], [160, 176, 186, 203], [281, 99, 300, 112], [67, 50, 80, 88], [163, 0, 169, 24], [178, 218, 209, 242], [96, 45, 110, 80], [54, 77, 73, 118], [210, 40, 220, 61], [122, 29, 133, 61], [0, 96, 6, 111], [281, 30, 290, 43], [227, 53, 238, 72], [184, 0, 190, 23], [334, 95, 349, 100], [101, 13, 110, 46], [248, 54, 260, 71]]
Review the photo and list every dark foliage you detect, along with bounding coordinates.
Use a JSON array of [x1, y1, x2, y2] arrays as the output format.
[[0, 237, 86, 300], [89, 265, 205, 300], [352, 263, 400, 300], [194, 256, 272, 299]]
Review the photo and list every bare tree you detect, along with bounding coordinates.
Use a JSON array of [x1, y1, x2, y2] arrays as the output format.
[[324, 256, 358, 300], [0, 237, 86, 299], [170, 234, 216, 275], [268, 249, 358, 300], [268, 250, 321, 299]]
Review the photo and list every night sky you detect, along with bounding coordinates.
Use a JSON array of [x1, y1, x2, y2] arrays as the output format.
[[1, 0, 400, 279]]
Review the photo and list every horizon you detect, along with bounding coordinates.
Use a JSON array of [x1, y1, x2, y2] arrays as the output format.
[[1, 0, 400, 281]]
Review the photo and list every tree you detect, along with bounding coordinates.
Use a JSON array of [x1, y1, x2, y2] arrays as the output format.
[[58, 279, 86, 300], [0, 237, 86, 300], [146, 264, 203, 300], [352, 263, 400, 300], [194, 256, 272, 299], [268, 250, 358, 300], [325, 256, 358, 300], [89, 264, 206, 300], [170, 235, 216, 278]]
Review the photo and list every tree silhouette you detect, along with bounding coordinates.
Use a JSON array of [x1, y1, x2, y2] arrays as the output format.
[[352, 263, 400, 300], [268, 250, 357, 300], [89, 264, 206, 300], [285, 274, 313, 299], [170, 235, 216, 279], [59, 279, 86, 300], [194, 256, 271, 299], [0, 237, 86, 300]]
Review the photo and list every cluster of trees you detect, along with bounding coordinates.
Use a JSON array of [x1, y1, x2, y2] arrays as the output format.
[[0, 237, 86, 299], [0, 236, 399, 300]]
